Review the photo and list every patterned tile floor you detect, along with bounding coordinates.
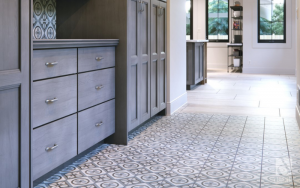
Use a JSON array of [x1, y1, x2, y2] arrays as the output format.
[[36, 113, 300, 188]]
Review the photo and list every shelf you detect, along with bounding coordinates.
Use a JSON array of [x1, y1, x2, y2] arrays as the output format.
[[227, 43, 243, 47], [230, 6, 243, 11], [229, 55, 242, 57], [228, 64, 243, 68], [232, 16, 243, 19]]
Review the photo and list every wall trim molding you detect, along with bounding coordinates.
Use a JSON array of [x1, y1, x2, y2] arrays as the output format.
[[243, 67, 296, 75], [296, 105, 300, 129], [167, 92, 187, 115]]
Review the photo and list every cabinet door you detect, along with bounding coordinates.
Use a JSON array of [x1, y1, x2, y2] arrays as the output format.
[[150, 0, 161, 117], [0, 0, 30, 187], [128, 0, 140, 131], [194, 43, 204, 84], [139, 0, 151, 124], [158, 2, 167, 111]]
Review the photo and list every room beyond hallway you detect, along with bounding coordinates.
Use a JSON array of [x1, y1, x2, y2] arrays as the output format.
[[183, 71, 296, 118]]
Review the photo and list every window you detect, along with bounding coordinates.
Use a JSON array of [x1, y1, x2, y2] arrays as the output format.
[[258, 0, 286, 43], [206, 0, 229, 42], [186, 0, 193, 40]]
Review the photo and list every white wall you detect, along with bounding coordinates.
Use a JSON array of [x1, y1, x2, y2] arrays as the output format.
[[296, 0, 300, 124], [193, 0, 296, 74], [167, 0, 187, 115], [243, 0, 296, 74]]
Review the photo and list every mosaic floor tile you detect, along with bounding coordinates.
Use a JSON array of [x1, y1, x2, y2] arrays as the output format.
[[35, 113, 300, 188]]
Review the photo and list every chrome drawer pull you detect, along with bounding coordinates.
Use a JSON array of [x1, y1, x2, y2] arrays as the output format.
[[95, 57, 104, 61], [45, 62, 58, 67], [95, 85, 104, 90], [45, 98, 58, 104], [95, 122, 103, 127], [45, 144, 58, 152]]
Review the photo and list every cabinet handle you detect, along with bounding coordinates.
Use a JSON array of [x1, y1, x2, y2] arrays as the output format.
[[139, 1, 144, 13], [95, 85, 104, 90], [95, 122, 103, 127], [95, 57, 104, 61], [45, 62, 58, 67], [45, 98, 58, 104], [45, 144, 58, 152]]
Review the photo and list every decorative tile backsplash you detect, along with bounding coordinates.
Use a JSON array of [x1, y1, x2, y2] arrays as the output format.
[[33, 0, 56, 39]]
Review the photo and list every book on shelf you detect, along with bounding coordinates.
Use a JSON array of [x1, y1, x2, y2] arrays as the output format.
[[233, 20, 240, 30]]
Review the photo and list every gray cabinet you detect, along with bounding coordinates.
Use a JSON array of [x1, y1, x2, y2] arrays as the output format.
[[186, 41, 206, 90], [129, 0, 151, 131], [151, 0, 167, 117], [0, 0, 30, 187], [55, 0, 167, 145], [32, 40, 118, 182]]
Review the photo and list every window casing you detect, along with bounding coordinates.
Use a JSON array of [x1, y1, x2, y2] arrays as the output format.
[[258, 0, 286, 43], [206, 0, 229, 42], [186, 0, 193, 40]]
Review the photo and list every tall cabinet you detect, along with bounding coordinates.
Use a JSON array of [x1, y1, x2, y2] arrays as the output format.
[[0, 0, 30, 187], [56, 0, 168, 145], [151, 0, 167, 116]]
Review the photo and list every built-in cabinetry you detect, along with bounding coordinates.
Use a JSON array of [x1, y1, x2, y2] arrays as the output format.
[[55, 0, 168, 145], [32, 39, 118, 181], [0, 0, 30, 187], [186, 40, 208, 90]]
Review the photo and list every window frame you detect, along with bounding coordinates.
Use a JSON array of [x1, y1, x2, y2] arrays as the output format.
[[258, 0, 286, 43], [206, 0, 230, 42], [186, 0, 194, 40]]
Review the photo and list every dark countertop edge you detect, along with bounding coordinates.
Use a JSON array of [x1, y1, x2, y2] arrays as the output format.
[[33, 39, 119, 49]]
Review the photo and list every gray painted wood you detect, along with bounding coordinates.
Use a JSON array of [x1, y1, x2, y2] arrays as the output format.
[[33, 39, 119, 49], [0, 87, 20, 188], [0, 0, 30, 187], [78, 47, 115, 73], [32, 114, 77, 180], [150, 0, 160, 117], [158, 1, 167, 110], [151, 0, 167, 116], [78, 100, 115, 153], [186, 42, 204, 88], [32, 48, 77, 80], [55, 0, 167, 144], [78, 68, 115, 111], [32, 75, 77, 128]]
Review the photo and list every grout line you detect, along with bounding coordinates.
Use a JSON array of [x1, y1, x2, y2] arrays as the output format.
[[279, 108, 281, 117], [259, 117, 266, 188], [225, 117, 248, 187], [283, 118, 296, 188], [249, 86, 251, 91], [216, 89, 221, 94], [258, 101, 260, 108], [234, 94, 237, 100], [290, 91, 293, 97], [191, 115, 232, 187]]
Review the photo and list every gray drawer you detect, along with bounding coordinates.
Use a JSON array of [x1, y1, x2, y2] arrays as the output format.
[[32, 114, 77, 180], [32, 48, 77, 80], [78, 68, 115, 111], [78, 47, 115, 72], [32, 75, 77, 128], [78, 100, 115, 153]]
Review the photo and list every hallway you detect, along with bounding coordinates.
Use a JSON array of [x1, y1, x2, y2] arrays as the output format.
[[183, 71, 296, 118]]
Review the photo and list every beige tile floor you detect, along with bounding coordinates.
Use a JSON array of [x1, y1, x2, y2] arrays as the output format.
[[181, 71, 297, 118]]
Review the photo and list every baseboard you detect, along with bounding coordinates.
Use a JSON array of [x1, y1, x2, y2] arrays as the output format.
[[166, 92, 187, 115], [296, 105, 300, 129], [243, 67, 295, 75]]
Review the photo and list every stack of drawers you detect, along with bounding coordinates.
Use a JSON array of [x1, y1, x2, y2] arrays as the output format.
[[32, 40, 118, 180]]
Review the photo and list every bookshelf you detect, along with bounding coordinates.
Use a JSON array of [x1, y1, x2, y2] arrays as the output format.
[[227, 6, 243, 73]]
